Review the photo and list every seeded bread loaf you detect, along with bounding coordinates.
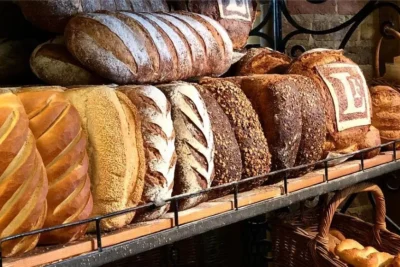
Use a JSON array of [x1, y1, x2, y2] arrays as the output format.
[[118, 85, 176, 222], [196, 85, 242, 199], [200, 78, 271, 183], [30, 37, 105, 86], [65, 86, 146, 230], [0, 91, 48, 257], [288, 49, 372, 157], [16, 88, 93, 244], [158, 82, 214, 211]]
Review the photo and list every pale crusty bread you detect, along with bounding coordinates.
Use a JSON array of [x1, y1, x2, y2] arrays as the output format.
[[119, 85, 176, 222], [0, 91, 48, 257], [158, 82, 214, 211], [16, 88, 93, 244], [64, 86, 145, 230]]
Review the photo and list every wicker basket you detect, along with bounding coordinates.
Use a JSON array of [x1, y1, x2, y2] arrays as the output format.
[[272, 182, 400, 267]]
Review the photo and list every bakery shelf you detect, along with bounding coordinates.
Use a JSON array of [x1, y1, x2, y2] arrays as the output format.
[[3, 146, 400, 267]]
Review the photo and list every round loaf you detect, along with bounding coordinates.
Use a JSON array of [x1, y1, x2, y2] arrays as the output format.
[[157, 82, 214, 211], [30, 37, 105, 86], [354, 126, 381, 159], [196, 85, 242, 199], [118, 85, 177, 222], [0, 91, 48, 257], [235, 48, 292, 75], [64, 86, 146, 230], [288, 49, 372, 156], [200, 78, 271, 184], [16, 88, 93, 244]]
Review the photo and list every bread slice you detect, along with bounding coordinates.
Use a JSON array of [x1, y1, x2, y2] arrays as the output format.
[[64, 86, 145, 230]]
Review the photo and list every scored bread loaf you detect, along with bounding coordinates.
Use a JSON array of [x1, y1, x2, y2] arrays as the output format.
[[196, 85, 242, 199], [157, 82, 214, 211], [0, 91, 48, 257], [288, 49, 372, 157], [64, 86, 146, 230], [118, 85, 176, 222], [15, 87, 93, 244], [200, 78, 271, 183], [30, 37, 105, 86], [17, 0, 169, 33], [64, 11, 233, 84]]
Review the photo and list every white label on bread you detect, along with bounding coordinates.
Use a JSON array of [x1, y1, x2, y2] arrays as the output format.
[[218, 0, 252, 21], [316, 63, 371, 131]]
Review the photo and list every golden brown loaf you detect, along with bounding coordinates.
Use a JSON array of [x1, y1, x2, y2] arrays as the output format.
[[118, 86, 176, 222], [370, 85, 400, 149], [0, 91, 48, 257], [200, 78, 271, 183], [30, 37, 105, 86], [288, 49, 372, 157], [65, 86, 146, 230], [158, 82, 214, 210], [354, 126, 381, 159], [16, 88, 93, 244], [235, 48, 292, 75]]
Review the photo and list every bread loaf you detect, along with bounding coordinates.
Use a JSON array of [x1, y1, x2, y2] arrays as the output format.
[[30, 37, 105, 86], [370, 86, 400, 149], [0, 91, 48, 257], [354, 126, 381, 159], [288, 49, 372, 157], [196, 85, 242, 199], [200, 78, 271, 182], [169, 0, 257, 50], [17, 0, 169, 33], [16, 88, 93, 244], [157, 82, 214, 211], [235, 48, 291, 75], [65, 86, 146, 230], [118, 85, 176, 222]]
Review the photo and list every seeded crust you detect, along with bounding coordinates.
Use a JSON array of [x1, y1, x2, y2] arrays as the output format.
[[200, 78, 271, 185], [288, 49, 370, 156], [196, 85, 242, 199], [235, 48, 291, 75]]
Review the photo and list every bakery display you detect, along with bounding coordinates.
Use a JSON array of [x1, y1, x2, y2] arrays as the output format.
[[157, 82, 214, 210], [17, 0, 169, 33], [0, 90, 48, 257], [370, 85, 400, 149], [235, 48, 292, 75], [118, 85, 176, 222], [354, 125, 381, 159], [200, 78, 271, 182], [64, 11, 233, 84], [15, 88, 93, 244], [30, 37, 105, 86], [288, 49, 372, 158], [196, 85, 242, 199], [64, 86, 146, 230], [169, 0, 257, 50]]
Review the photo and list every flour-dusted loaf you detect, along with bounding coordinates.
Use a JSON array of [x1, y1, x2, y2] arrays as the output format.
[[235, 48, 292, 75], [0, 91, 48, 257], [200, 78, 271, 183], [17, 0, 169, 33], [30, 37, 105, 86], [16, 88, 93, 244], [196, 85, 242, 199], [157, 82, 214, 210], [119, 85, 176, 221], [64, 86, 146, 230], [169, 0, 257, 50], [288, 49, 372, 157]]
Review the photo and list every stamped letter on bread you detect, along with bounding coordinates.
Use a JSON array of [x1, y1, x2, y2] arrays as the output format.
[[218, 0, 252, 21], [316, 63, 371, 131]]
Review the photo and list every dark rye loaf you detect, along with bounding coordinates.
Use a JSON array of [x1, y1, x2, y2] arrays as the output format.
[[200, 78, 271, 184], [196, 85, 242, 199]]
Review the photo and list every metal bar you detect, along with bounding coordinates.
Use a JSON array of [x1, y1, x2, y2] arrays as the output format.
[[368, 192, 400, 234], [95, 219, 102, 253], [324, 161, 329, 182], [48, 161, 400, 267], [361, 151, 365, 171], [340, 193, 358, 213], [234, 183, 239, 210], [173, 200, 179, 227], [271, 0, 282, 50]]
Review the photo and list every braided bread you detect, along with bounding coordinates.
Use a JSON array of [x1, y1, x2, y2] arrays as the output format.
[[16, 88, 93, 244], [0, 91, 48, 257]]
